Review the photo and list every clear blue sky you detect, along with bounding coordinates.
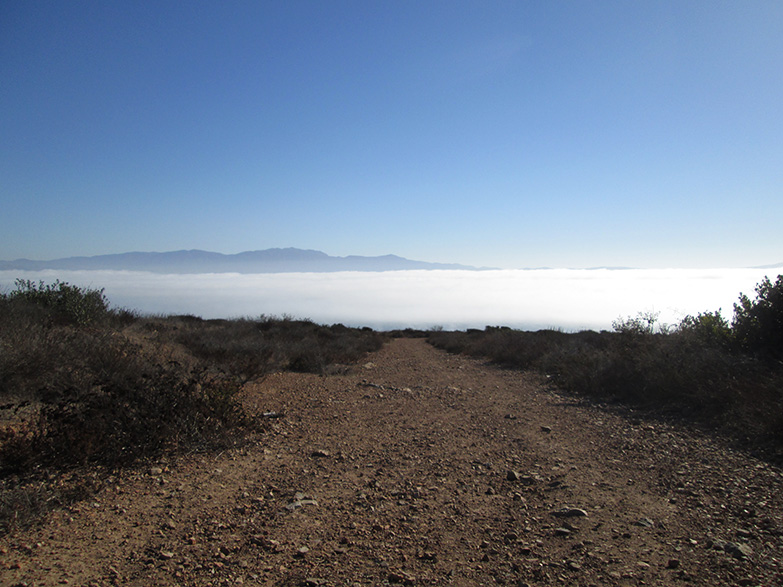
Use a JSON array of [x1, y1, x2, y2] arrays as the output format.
[[2, 1, 781, 268]]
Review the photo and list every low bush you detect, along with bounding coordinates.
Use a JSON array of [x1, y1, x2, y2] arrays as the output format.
[[0, 319, 249, 478], [0, 281, 385, 533], [733, 275, 783, 360], [429, 275, 783, 460], [149, 315, 385, 379], [7, 279, 112, 327]]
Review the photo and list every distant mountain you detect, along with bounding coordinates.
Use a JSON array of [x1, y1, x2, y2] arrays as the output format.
[[0, 248, 493, 274], [754, 262, 783, 269]]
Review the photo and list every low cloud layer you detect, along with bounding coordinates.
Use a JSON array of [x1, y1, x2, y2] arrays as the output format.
[[1, 269, 778, 331]]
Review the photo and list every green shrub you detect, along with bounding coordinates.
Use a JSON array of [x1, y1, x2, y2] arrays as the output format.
[[733, 274, 783, 360], [678, 310, 733, 348], [612, 310, 670, 335], [7, 279, 111, 327]]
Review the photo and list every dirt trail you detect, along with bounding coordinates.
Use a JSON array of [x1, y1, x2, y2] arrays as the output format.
[[2, 338, 782, 586]]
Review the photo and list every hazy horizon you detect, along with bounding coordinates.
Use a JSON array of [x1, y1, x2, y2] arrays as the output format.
[[2, 3, 781, 269], [2, 268, 778, 332], [1, 247, 780, 271]]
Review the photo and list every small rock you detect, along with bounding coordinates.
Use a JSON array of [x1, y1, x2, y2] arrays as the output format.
[[159, 550, 175, 560], [303, 579, 328, 587], [507, 471, 542, 485], [295, 546, 310, 558], [388, 571, 415, 585], [285, 492, 318, 511], [149, 467, 163, 476], [541, 426, 552, 433], [666, 558, 681, 569], [251, 536, 283, 553], [554, 527, 572, 536], [311, 449, 330, 458], [726, 542, 753, 560], [552, 507, 588, 518], [709, 539, 753, 560], [634, 517, 654, 528]]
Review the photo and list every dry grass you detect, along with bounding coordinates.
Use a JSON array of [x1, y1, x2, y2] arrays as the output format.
[[0, 283, 385, 533], [428, 325, 783, 461]]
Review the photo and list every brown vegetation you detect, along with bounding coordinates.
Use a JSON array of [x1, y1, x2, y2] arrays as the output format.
[[429, 275, 783, 461], [0, 280, 384, 533]]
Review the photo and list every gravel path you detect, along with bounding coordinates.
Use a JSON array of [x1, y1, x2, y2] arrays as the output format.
[[2, 338, 781, 586]]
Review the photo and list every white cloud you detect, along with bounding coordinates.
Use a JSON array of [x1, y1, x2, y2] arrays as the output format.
[[1, 268, 778, 331]]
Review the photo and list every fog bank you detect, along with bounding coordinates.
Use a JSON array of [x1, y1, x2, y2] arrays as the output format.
[[1, 269, 778, 331]]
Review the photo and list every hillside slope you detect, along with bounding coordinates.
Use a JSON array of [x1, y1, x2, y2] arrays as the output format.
[[0, 248, 491, 273], [2, 339, 780, 586]]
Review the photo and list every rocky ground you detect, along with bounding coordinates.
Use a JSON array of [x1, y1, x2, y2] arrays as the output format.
[[2, 338, 782, 586]]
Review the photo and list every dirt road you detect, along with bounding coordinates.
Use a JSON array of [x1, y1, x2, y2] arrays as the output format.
[[2, 338, 781, 586]]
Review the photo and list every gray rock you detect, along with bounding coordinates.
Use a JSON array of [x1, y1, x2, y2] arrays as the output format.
[[709, 539, 753, 559], [507, 471, 543, 484], [285, 492, 319, 511], [552, 507, 588, 518], [725, 542, 753, 560]]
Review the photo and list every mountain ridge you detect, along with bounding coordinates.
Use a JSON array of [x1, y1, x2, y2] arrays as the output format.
[[0, 248, 494, 274]]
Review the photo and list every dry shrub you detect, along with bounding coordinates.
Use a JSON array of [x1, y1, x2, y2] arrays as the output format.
[[1, 283, 386, 532], [0, 279, 394, 535], [0, 322, 249, 477], [0, 291, 249, 532], [158, 315, 385, 377], [429, 325, 783, 461]]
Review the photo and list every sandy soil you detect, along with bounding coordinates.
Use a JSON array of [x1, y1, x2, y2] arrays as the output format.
[[2, 338, 782, 586]]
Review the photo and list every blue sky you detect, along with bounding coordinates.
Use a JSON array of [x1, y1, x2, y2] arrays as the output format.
[[2, 1, 782, 269]]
